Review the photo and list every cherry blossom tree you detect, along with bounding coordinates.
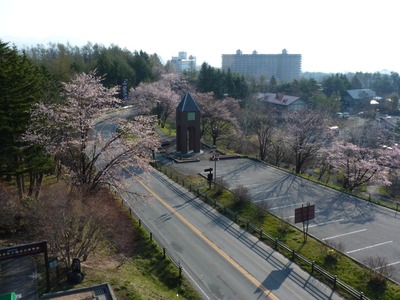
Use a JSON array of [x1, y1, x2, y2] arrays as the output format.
[[25, 71, 159, 192], [248, 109, 276, 161], [25, 187, 133, 268], [282, 109, 333, 174], [327, 141, 391, 191], [128, 73, 183, 127], [194, 92, 240, 145], [270, 128, 286, 167], [343, 122, 394, 148]]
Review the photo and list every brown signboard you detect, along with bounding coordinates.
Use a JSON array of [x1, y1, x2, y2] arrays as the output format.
[[0, 241, 47, 261], [0, 240, 50, 291], [294, 204, 315, 223]]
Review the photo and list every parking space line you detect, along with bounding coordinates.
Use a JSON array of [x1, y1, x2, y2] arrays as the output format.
[[375, 260, 400, 270], [387, 260, 400, 267], [322, 228, 366, 240], [253, 196, 288, 203], [308, 218, 344, 228], [269, 202, 305, 210], [346, 241, 393, 254]]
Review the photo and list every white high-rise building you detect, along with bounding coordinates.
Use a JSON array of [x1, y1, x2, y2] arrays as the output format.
[[171, 51, 197, 72], [222, 49, 302, 82]]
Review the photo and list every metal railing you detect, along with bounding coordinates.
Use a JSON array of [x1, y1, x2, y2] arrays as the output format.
[[121, 196, 183, 278]]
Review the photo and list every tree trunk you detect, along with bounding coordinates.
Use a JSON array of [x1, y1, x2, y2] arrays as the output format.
[[16, 174, 24, 199], [28, 171, 36, 197], [34, 172, 44, 199]]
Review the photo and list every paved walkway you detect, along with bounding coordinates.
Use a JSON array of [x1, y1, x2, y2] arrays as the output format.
[[0, 257, 38, 299]]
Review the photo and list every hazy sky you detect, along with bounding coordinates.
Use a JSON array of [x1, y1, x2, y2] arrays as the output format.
[[1, 0, 398, 74]]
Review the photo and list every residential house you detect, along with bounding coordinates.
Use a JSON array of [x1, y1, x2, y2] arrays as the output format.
[[257, 92, 307, 111], [342, 89, 377, 112]]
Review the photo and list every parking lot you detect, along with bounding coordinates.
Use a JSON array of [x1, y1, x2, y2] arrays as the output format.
[[167, 155, 400, 283]]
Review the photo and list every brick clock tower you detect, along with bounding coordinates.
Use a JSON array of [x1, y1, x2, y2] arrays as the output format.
[[176, 92, 201, 154]]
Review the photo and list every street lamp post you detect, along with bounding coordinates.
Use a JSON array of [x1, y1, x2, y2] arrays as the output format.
[[213, 147, 219, 182]]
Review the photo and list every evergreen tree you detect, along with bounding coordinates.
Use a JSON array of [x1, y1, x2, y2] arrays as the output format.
[[322, 73, 351, 97], [350, 74, 363, 89], [196, 62, 249, 100], [0, 41, 56, 198]]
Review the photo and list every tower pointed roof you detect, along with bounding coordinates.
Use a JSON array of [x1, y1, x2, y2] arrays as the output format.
[[177, 92, 200, 112]]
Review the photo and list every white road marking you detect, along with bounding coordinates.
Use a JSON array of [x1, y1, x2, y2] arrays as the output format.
[[386, 261, 400, 267], [269, 202, 306, 210], [374, 260, 400, 270], [322, 228, 366, 240], [308, 218, 344, 228], [254, 195, 288, 203], [28, 271, 41, 279], [346, 241, 393, 254]]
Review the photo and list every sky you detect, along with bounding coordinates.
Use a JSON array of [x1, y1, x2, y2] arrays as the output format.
[[1, 0, 399, 74]]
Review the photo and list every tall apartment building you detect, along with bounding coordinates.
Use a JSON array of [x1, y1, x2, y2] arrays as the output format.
[[170, 51, 197, 72], [221, 49, 301, 82]]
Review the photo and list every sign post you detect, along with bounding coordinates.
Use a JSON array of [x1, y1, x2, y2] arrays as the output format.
[[204, 168, 213, 188], [294, 203, 315, 242]]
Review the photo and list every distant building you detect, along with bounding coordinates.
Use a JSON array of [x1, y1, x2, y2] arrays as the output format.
[[170, 51, 196, 72], [342, 89, 377, 112], [257, 92, 307, 111], [222, 49, 302, 82]]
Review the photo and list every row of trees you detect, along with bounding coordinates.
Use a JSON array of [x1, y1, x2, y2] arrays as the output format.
[[1, 40, 161, 197], [196, 63, 250, 99], [20, 42, 400, 117], [237, 106, 399, 191], [0, 41, 62, 199], [1, 40, 163, 198], [24, 42, 164, 90], [128, 71, 400, 192]]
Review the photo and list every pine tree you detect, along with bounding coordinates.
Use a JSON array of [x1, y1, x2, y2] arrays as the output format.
[[0, 41, 56, 198]]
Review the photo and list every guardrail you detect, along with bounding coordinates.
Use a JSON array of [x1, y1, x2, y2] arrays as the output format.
[[121, 196, 183, 278], [159, 166, 370, 300]]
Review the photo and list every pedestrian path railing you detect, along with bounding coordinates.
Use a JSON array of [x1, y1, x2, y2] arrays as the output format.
[[120, 194, 183, 278]]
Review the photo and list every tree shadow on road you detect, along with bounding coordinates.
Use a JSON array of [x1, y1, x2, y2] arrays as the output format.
[[151, 171, 339, 299], [317, 191, 376, 225], [255, 260, 337, 300]]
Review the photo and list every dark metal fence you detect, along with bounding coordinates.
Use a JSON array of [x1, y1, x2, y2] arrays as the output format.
[[123, 198, 183, 278]]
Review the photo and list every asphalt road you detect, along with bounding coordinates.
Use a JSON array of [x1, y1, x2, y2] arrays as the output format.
[[120, 168, 343, 299], [99, 109, 343, 299], [171, 156, 400, 283], [0, 256, 39, 299]]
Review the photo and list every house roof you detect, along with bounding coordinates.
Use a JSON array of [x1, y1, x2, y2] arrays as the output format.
[[177, 92, 200, 112], [346, 89, 376, 100], [257, 93, 301, 106], [377, 115, 400, 128]]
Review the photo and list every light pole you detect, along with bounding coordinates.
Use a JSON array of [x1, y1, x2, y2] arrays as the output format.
[[212, 147, 219, 182]]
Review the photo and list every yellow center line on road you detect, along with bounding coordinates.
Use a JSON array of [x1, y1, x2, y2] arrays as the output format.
[[135, 175, 279, 300]]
